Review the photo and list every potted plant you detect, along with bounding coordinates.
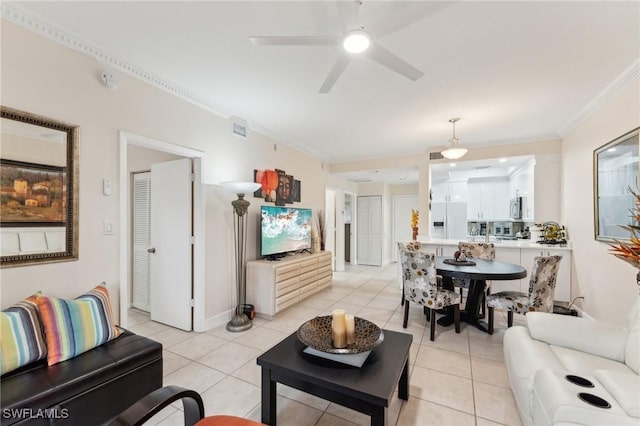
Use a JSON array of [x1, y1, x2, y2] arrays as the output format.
[[609, 186, 640, 289]]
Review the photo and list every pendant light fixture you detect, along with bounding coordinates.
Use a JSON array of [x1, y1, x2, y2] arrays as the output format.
[[441, 118, 468, 160]]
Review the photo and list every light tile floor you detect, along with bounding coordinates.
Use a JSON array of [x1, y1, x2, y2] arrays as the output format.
[[127, 264, 524, 426]]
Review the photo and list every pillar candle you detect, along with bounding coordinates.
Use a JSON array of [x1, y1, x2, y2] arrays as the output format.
[[345, 314, 355, 345], [332, 309, 347, 348]]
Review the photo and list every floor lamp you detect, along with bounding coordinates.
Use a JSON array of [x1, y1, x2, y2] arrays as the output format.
[[221, 181, 262, 332]]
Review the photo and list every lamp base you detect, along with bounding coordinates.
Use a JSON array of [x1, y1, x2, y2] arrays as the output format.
[[226, 313, 252, 332]]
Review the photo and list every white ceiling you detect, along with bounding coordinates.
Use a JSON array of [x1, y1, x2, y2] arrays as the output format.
[[6, 1, 639, 173]]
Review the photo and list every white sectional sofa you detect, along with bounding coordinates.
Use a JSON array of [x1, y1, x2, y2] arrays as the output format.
[[503, 297, 639, 425]]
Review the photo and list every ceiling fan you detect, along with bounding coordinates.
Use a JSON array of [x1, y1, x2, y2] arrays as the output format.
[[249, 0, 434, 94]]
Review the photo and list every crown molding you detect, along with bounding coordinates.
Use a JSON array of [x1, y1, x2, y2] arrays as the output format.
[[1, 3, 331, 162], [1, 4, 238, 120], [557, 58, 640, 137]]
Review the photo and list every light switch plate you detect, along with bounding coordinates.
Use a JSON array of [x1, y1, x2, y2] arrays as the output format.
[[103, 178, 112, 196], [103, 222, 114, 235]]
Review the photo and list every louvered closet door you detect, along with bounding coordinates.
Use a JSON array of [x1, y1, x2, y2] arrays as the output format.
[[132, 172, 151, 312]]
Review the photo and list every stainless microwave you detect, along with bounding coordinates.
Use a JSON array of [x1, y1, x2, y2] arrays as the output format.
[[510, 197, 523, 219]]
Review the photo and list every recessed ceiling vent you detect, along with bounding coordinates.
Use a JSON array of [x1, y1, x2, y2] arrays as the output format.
[[429, 152, 444, 160], [231, 118, 248, 139], [474, 166, 491, 170], [351, 178, 373, 183]]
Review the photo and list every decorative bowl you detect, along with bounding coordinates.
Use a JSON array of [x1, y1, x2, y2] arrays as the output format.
[[296, 315, 384, 354], [443, 259, 476, 266]]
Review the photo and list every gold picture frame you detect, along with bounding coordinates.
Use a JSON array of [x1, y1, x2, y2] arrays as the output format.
[[1, 106, 79, 267]]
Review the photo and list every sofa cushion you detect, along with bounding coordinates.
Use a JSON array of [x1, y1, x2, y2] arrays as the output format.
[[595, 370, 640, 418], [526, 312, 627, 362], [0, 293, 47, 375], [550, 345, 636, 376], [503, 326, 566, 424], [37, 283, 123, 366], [625, 297, 640, 374], [0, 330, 162, 423]]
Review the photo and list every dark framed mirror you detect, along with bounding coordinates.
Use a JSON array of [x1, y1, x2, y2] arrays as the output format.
[[1, 106, 79, 267], [593, 127, 639, 242]]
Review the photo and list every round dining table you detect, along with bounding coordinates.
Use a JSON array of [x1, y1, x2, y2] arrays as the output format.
[[435, 256, 527, 333]]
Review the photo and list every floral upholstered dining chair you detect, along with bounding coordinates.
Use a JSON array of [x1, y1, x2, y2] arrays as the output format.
[[456, 242, 495, 312], [398, 242, 461, 341], [458, 242, 496, 259], [486, 255, 562, 334]]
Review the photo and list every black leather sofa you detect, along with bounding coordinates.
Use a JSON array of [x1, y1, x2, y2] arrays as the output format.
[[1, 329, 163, 426]]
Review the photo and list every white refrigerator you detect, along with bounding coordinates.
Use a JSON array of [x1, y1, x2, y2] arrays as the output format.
[[430, 202, 468, 240]]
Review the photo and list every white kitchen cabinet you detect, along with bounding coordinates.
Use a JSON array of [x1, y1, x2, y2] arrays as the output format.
[[467, 181, 494, 220], [432, 181, 467, 203], [493, 181, 510, 220], [520, 248, 571, 302], [448, 181, 468, 203], [420, 242, 457, 257], [467, 179, 510, 221]]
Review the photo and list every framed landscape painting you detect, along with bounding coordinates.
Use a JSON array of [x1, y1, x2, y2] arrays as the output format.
[[1, 159, 67, 226]]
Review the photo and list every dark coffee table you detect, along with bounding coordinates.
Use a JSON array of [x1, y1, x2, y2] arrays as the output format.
[[256, 329, 412, 426]]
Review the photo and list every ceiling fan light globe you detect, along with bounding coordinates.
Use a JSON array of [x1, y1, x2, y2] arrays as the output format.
[[441, 147, 468, 160], [343, 30, 370, 53]]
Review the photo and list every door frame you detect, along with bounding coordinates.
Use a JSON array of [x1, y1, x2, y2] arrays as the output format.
[[119, 131, 206, 331]]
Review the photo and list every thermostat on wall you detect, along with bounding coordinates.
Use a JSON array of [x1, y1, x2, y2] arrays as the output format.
[[103, 178, 112, 196]]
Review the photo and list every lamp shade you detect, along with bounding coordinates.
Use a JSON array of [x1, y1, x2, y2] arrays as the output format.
[[220, 181, 262, 195], [441, 147, 468, 160]]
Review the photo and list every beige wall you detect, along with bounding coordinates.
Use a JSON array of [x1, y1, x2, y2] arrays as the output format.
[[0, 21, 349, 328], [562, 77, 640, 326], [390, 184, 419, 196]]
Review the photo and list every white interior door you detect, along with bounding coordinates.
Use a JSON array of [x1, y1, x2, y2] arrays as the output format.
[[132, 172, 151, 312], [392, 195, 419, 262], [150, 158, 193, 330], [357, 195, 382, 266], [357, 197, 369, 265]]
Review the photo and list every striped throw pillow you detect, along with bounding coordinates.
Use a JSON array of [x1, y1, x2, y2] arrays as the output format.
[[37, 283, 123, 366], [0, 293, 47, 375]]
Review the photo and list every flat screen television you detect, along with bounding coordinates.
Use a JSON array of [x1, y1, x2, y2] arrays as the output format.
[[260, 206, 312, 258]]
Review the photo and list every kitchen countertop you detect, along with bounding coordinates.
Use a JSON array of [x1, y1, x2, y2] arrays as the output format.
[[417, 238, 573, 250]]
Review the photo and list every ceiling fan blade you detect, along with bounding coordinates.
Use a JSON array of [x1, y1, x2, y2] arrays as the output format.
[[319, 53, 351, 94], [365, 42, 424, 81], [249, 36, 340, 46], [373, 2, 456, 39], [336, 0, 361, 33]]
